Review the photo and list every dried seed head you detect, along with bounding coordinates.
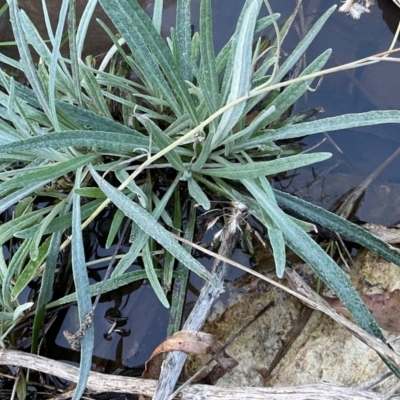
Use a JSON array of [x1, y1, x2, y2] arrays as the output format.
[[226, 202, 248, 235], [338, 0, 372, 19]]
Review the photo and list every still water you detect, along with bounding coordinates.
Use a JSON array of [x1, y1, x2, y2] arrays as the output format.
[[2, 0, 400, 379], [280, 0, 400, 227]]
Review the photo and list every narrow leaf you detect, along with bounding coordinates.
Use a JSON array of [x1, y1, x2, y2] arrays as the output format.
[[176, 0, 192, 80], [71, 177, 94, 400], [89, 165, 221, 289], [0, 131, 150, 154], [274, 190, 400, 268], [0, 154, 98, 195], [0, 208, 47, 245], [112, 173, 182, 277], [15, 199, 104, 239], [143, 242, 169, 307], [12, 236, 52, 299], [188, 176, 210, 210], [47, 270, 154, 309], [199, 0, 219, 110], [201, 153, 331, 179], [31, 202, 70, 353], [212, 0, 263, 146], [271, 5, 336, 84], [105, 209, 125, 249], [152, 0, 163, 33], [29, 200, 65, 261]]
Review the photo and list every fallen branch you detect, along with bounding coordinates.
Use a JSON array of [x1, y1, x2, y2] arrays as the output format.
[[0, 348, 397, 400], [153, 216, 241, 400]]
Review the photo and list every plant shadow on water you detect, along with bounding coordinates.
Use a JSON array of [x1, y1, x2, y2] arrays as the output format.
[[2, 0, 400, 398]]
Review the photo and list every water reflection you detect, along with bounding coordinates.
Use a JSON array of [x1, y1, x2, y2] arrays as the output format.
[[277, 1, 400, 228], [378, 0, 400, 37]]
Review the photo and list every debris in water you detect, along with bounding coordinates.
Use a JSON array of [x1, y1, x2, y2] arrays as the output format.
[[338, 0, 373, 19]]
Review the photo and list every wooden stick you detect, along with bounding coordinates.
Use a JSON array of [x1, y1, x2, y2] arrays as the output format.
[[0, 348, 396, 400], [153, 222, 240, 400]]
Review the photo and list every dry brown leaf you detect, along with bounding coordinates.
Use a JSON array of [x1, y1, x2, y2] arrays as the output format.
[[322, 289, 400, 332], [150, 330, 215, 359], [142, 330, 215, 380], [141, 329, 238, 391]]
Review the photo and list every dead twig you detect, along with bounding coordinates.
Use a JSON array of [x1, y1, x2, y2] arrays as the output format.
[[170, 302, 274, 398], [152, 208, 241, 400], [0, 348, 396, 400], [258, 304, 313, 382]]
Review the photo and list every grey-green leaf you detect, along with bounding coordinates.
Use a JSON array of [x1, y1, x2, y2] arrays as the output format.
[[200, 153, 331, 179], [0, 131, 150, 154], [188, 176, 211, 210], [142, 242, 169, 308], [89, 165, 221, 289], [0, 154, 98, 196], [71, 180, 94, 400]]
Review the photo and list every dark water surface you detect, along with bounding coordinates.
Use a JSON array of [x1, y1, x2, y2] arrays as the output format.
[[3, 0, 400, 380]]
